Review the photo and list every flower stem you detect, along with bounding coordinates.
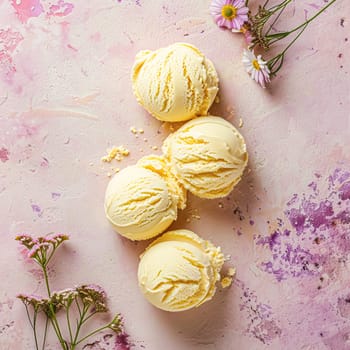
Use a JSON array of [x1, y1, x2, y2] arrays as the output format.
[[46, 251, 55, 266], [290, 0, 336, 33], [266, 0, 337, 44], [72, 305, 89, 346], [41, 316, 49, 350], [24, 304, 34, 330], [33, 311, 40, 350], [263, 0, 270, 8], [75, 324, 110, 345], [267, 0, 292, 14], [268, 22, 308, 75], [24, 304, 40, 350], [40, 251, 69, 350], [66, 306, 74, 345], [75, 298, 82, 318], [42, 266, 51, 297], [263, 0, 338, 77], [48, 310, 68, 350], [82, 311, 97, 324], [265, 1, 288, 35]]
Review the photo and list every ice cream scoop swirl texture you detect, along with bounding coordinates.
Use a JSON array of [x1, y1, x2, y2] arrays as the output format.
[[137, 229, 224, 311], [104, 155, 186, 240], [132, 43, 219, 122], [163, 116, 248, 198]]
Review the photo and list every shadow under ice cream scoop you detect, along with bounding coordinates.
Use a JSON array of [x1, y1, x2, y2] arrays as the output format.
[[162, 116, 248, 199], [104, 155, 186, 241], [137, 229, 225, 312], [132, 42, 219, 122]]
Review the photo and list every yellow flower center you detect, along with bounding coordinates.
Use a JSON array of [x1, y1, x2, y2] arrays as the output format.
[[252, 59, 260, 70], [221, 5, 237, 20]]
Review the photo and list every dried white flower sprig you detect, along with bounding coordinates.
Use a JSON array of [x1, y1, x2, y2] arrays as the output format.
[[16, 234, 128, 350]]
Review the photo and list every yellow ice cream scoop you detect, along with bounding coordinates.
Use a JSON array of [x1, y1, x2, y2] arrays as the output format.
[[162, 116, 248, 199], [137, 229, 224, 312], [104, 155, 186, 241], [132, 42, 219, 122]]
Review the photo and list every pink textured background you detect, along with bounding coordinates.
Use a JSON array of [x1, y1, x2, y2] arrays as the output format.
[[0, 0, 349, 349]]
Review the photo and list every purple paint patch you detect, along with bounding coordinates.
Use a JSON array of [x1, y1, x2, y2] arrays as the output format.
[[308, 181, 318, 192], [257, 229, 290, 250], [323, 326, 350, 349], [286, 193, 298, 206], [81, 332, 132, 350], [116, 0, 141, 5], [11, 0, 44, 23], [47, 0, 74, 17], [0, 28, 23, 83], [0, 147, 9, 162], [0, 299, 14, 312], [304, 200, 334, 230], [17, 122, 39, 138], [308, 3, 322, 10], [339, 181, 350, 200], [40, 157, 49, 167], [51, 192, 61, 200], [288, 208, 306, 234], [235, 279, 281, 344], [31, 204, 43, 217], [337, 295, 350, 319], [115, 332, 131, 350], [0, 51, 16, 82], [0, 28, 24, 53], [256, 168, 350, 282]]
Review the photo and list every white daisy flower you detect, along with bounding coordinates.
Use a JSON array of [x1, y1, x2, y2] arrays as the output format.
[[242, 49, 271, 88]]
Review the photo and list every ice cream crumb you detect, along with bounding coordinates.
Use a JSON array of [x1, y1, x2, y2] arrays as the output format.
[[239, 118, 244, 128], [160, 122, 175, 133], [151, 145, 158, 150], [107, 172, 112, 177], [185, 208, 201, 222], [221, 267, 236, 288], [221, 277, 233, 288], [227, 267, 236, 276], [226, 106, 235, 119], [89, 162, 94, 166], [215, 96, 220, 103], [101, 146, 130, 163], [130, 126, 145, 135], [143, 138, 148, 142], [218, 202, 224, 208]]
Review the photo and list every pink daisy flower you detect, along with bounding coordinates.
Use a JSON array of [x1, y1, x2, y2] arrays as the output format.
[[242, 49, 271, 88], [210, 0, 249, 30]]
